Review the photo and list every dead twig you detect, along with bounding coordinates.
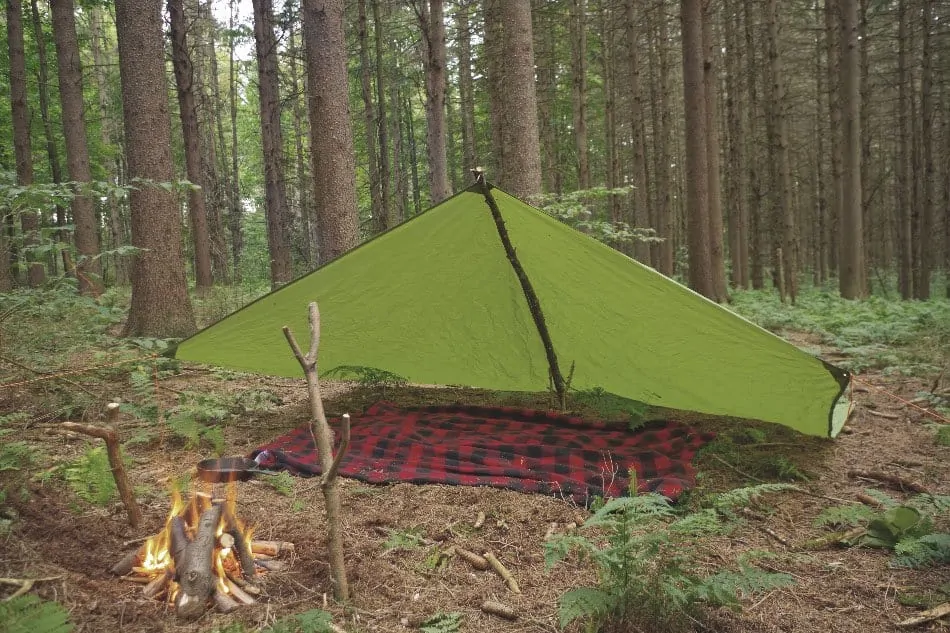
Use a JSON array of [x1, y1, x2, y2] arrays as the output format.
[[483, 551, 520, 594], [0, 576, 63, 601], [866, 409, 900, 420], [897, 602, 950, 628], [847, 469, 929, 494]]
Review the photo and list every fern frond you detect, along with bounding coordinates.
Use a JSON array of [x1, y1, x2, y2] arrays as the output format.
[[558, 586, 614, 629], [584, 493, 673, 527], [813, 504, 876, 529], [892, 533, 950, 568], [907, 494, 950, 516], [714, 484, 796, 511], [544, 534, 598, 569], [669, 508, 723, 536], [63, 446, 116, 505], [859, 488, 899, 508], [0, 412, 29, 425], [166, 412, 202, 448], [419, 611, 462, 633], [0, 595, 73, 633], [695, 566, 795, 608]]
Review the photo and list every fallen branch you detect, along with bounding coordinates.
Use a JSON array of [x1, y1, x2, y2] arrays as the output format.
[[481, 599, 518, 621], [455, 547, 490, 571], [483, 551, 520, 594], [0, 576, 62, 601], [847, 469, 929, 494], [251, 540, 296, 557], [110, 547, 144, 576], [142, 570, 171, 599], [897, 602, 950, 628], [738, 508, 789, 546], [60, 403, 142, 528], [856, 492, 887, 508], [866, 409, 900, 420]]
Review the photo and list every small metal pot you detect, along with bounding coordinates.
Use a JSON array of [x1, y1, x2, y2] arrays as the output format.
[[195, 456, 274, 483]]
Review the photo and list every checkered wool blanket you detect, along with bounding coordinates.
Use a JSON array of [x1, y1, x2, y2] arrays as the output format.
[[251, 401, 714, 504]]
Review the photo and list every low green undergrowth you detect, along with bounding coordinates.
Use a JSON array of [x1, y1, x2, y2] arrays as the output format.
[[546, 483, 797, 632]]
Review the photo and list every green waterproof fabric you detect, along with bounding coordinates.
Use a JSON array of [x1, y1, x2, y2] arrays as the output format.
[[174, 184, 851, 437]]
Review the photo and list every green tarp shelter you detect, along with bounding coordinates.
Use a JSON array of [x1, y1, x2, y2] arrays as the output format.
[[174, 183, 851, 438]]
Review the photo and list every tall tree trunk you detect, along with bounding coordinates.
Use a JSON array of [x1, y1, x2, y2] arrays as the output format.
[[651, 9, 674, 276], [227, 0, 243, 281], [251, 0, 293, 285], [625, 0, 651, 264], [533, 1, 558, 193], [897, 0, 912, 299], [168, 0, 213, 292], [600, 5, 620, 224], [838, 0, 865, 298], [89, 5, 129, 286], [115, 0, 195, 337], [681, 0, 713, 298], [745, 0, 764, 289], [7, 0, 45, 286], [420, 0, 451, 203], [497, 0, 543, 199], [457, 2, 478, 178], [288, 24, 316, 267], [29, 0, 66, 249], [358, 0, 383, 234], [915, 0, 934, 299], [765, 0, 797, 303], [373, 0, 394, 227], [826, 0, 842, 276], [724, 0, 748, 288], [702, 1, 728, 301], [484, 0, 505, 177], [302, 0, 360, 264], [814, 0, 828, 285], [570, 0, 590, 189]]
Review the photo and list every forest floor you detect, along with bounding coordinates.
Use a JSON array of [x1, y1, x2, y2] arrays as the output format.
[[2, 299, 950, 633]]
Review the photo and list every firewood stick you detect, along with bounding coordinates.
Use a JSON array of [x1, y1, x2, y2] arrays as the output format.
[[481, 600, 518, 621], [224, 577, 257, 605], [254, 558, 287, 572], [483, 551, 521, 594], [474, 511, 486, 529], [213, 589, 241, 614], [225, 571, 261, 595], [111, 547, 143, 576], [867, 409, 900, 420], [169, 515, 190, 563], [847, 469, 929, 494], [897, 602, 950, 628], [60, 404, 142, 529], [175, 503, 223, 620], [218, 532, 235, 550], [856, 492, 887, 508], [250, 540, 295, 556], [224, 510, 256, 581], [455, 547, 490, 571], [142, 569, 172, 599]]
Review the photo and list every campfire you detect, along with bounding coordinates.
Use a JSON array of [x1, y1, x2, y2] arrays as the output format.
[[111, 484, 293, 619]]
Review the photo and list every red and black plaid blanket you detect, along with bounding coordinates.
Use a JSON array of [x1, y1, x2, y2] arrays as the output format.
[[251, 402, 715, 504]]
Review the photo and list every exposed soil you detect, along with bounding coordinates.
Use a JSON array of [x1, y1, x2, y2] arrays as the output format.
[[1, 348, 949, 633]]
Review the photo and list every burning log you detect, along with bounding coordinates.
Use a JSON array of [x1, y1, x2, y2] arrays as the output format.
[[213, 589, 240, 614], [224, 508, 256, 581], [175, 503, 223, 620], [142, 570, 172, 600]]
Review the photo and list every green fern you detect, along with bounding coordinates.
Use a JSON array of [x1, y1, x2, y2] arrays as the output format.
[[892, 533, 950, 568], [323, 365, 408, 393], [259, 608, 333, 633], [382, 527, 426, 551], [262, 471, 295, 496], [813, 504, 876, 529], [931, 424, 950, 446], [63, 446, 117, 506], [696, 566, 795, 609], [558, 587, 615, 629], [714, 483, 798, 511], [419, 611, 462, 633], [0, 595, 73, 633]]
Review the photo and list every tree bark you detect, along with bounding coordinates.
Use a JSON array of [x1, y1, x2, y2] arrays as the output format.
[[29, 0, 67, 253], [826, 0, 842, 276], [896, 0, 912, 299], [251, 0, 293, 286], [702, 1, 728, 301], [625, 0, 651, 264], [373, 0, 394, 228], [420, 0, 451, 204], [652, 8, 674, 276], [724, 0, 748, 288], [914, 0, 934, 299], [456, 2, 479, 178], [681, 0, 714, 298], [765, 0, 797, 303], [484, 0, 505, 177], [115, 0, 196, 337], [288, 25, 317, 267], [496, 0, 543, 199], [302, 0, 360, 263], [7, 0, 45, 287], [570, 0, 590, 190], [838, 0, 866, 298], [358, 0, 383, 235], [168, 0, 213, 292], [227, 0, 243, 282]]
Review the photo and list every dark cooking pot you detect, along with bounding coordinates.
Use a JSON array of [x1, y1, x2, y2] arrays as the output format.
[[195, 456, 275, 483]]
